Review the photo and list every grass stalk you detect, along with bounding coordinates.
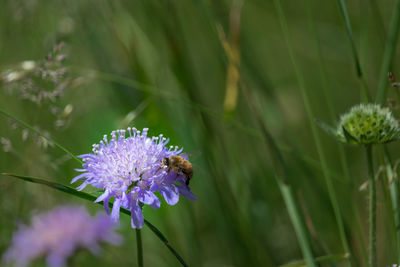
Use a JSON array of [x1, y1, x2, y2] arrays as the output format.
[[274, 0, 351, 264], [376, 0, 400, 104], [239, 75, 316, 265], [365, 145, 376, 267], [0, 107, 81, 163], [278, 178, 317, 267], [336, 0, 371, 102], [306, 0, 368, 263], [215, 7, 316, 263], [279, 253, 350, 267], [136, 229, 144, 267], [383, 145, 400, 263], [0, 109, 187, 267], [1, 173, 189, 267]]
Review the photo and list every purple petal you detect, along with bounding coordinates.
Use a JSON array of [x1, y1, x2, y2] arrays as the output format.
[[71, 173, 87, 184], [139, 190, 161, 209], [150, 197, 161, 209], [46, 254, 65, 267], [131, 204, 144, 229], [177, 185, 197, 201], [159, 185, 179, 205], [111, 198, 122, 222], [76, 181, 88, 191], [74, 168, 87, 172], [104, 196, 111, 215], [150, 183, 160, 192], [95, 191, 110, 203], [77, 154, 95, 159]]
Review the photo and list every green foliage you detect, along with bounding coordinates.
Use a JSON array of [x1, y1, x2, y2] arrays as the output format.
[[1, 0, 400, 266]]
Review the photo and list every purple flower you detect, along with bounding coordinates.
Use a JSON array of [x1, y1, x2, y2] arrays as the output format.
[[72, 128, 197, 229], [3, 206, 122, 267]]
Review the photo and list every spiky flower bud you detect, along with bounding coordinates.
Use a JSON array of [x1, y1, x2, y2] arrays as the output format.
[[336, 103, 400, 144]]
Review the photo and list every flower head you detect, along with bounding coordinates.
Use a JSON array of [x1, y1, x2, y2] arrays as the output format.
[[72, 128, 197, 229], [3, 206, 121, 267], [336, 103, 400, 144]]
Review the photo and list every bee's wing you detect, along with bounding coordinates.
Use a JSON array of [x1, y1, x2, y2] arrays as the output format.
[[181, 150, 202, 161]]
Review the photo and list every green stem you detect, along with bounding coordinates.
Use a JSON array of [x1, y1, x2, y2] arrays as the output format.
[[136, 229, 144, 267], [238, 73, 316, 266], [278, 179, 317, 267], [336, 0, 371, 102], [383, 146, 400, 263], [1, 173, 189, 267], [275, 0, 351, 264], [239, 76, 316, 266], [307, 2, 367, 262], [0, 107, 81, 163], [376, 0, 400, 104], [240, 79, 316, 267], [366, 145, 376, 267]]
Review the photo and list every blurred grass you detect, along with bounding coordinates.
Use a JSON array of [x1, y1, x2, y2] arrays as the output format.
[[1, 0, 400, 266]]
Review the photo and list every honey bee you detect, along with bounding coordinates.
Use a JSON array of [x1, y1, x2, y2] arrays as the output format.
[[161, 155, 193, 186]]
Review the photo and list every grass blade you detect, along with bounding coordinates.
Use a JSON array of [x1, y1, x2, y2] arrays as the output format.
[[306, 2, 368, 258], [383, 146, 400, 263], [1, 173, 189, 267], [336, 0, 371, 102], [279, 253, 350, 267], [238, 76, 316, 265], [376, 0, 400, 103], [314, 119, 338, 139], [274, 0, 352, 264], [0, 108, 82, 164]]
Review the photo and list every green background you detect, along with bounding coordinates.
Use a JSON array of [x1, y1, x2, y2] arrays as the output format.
[[0, 0, 399, 266]]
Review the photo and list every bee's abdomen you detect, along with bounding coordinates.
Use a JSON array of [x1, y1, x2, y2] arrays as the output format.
[[182, 168, 193, 178]]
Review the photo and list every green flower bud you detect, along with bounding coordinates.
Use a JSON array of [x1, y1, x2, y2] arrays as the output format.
[[337, 103, 400, 144]]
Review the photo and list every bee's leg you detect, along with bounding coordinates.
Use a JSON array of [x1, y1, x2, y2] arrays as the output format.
[[155, 165, 169, 175], [155, 166, 162, 174]]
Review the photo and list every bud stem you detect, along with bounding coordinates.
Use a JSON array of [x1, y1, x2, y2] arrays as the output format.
[[136, 229, 143, 267], [366, 145, 376, 267]]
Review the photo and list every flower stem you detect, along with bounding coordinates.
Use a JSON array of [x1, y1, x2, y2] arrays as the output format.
[[239, 75, 316, 266], [136, 229, 143, 267], [2, 173, 190, 266], [366, 145, 376, 267], [275, 0, 351, 264], [376, 0, 400, 104], [383, 146, 400, 264], [336, 0, 371, 102]]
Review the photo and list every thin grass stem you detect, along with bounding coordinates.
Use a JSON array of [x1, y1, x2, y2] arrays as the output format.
[[279, 253, 350, 267], [365, 145, 376, 267], [336, 0, 371, 102], [215, 13, 317, 265], [383, 145, 400, 263], [1, 173, 189, 267], [0, 108, 82, 164], [136, 229, 144, 267], [274, 1, 351, 264], [376, 0, 400, 104], [238, 75, 316, 266], [278, 179, 317, 267], [306, 1, 368, 263]]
